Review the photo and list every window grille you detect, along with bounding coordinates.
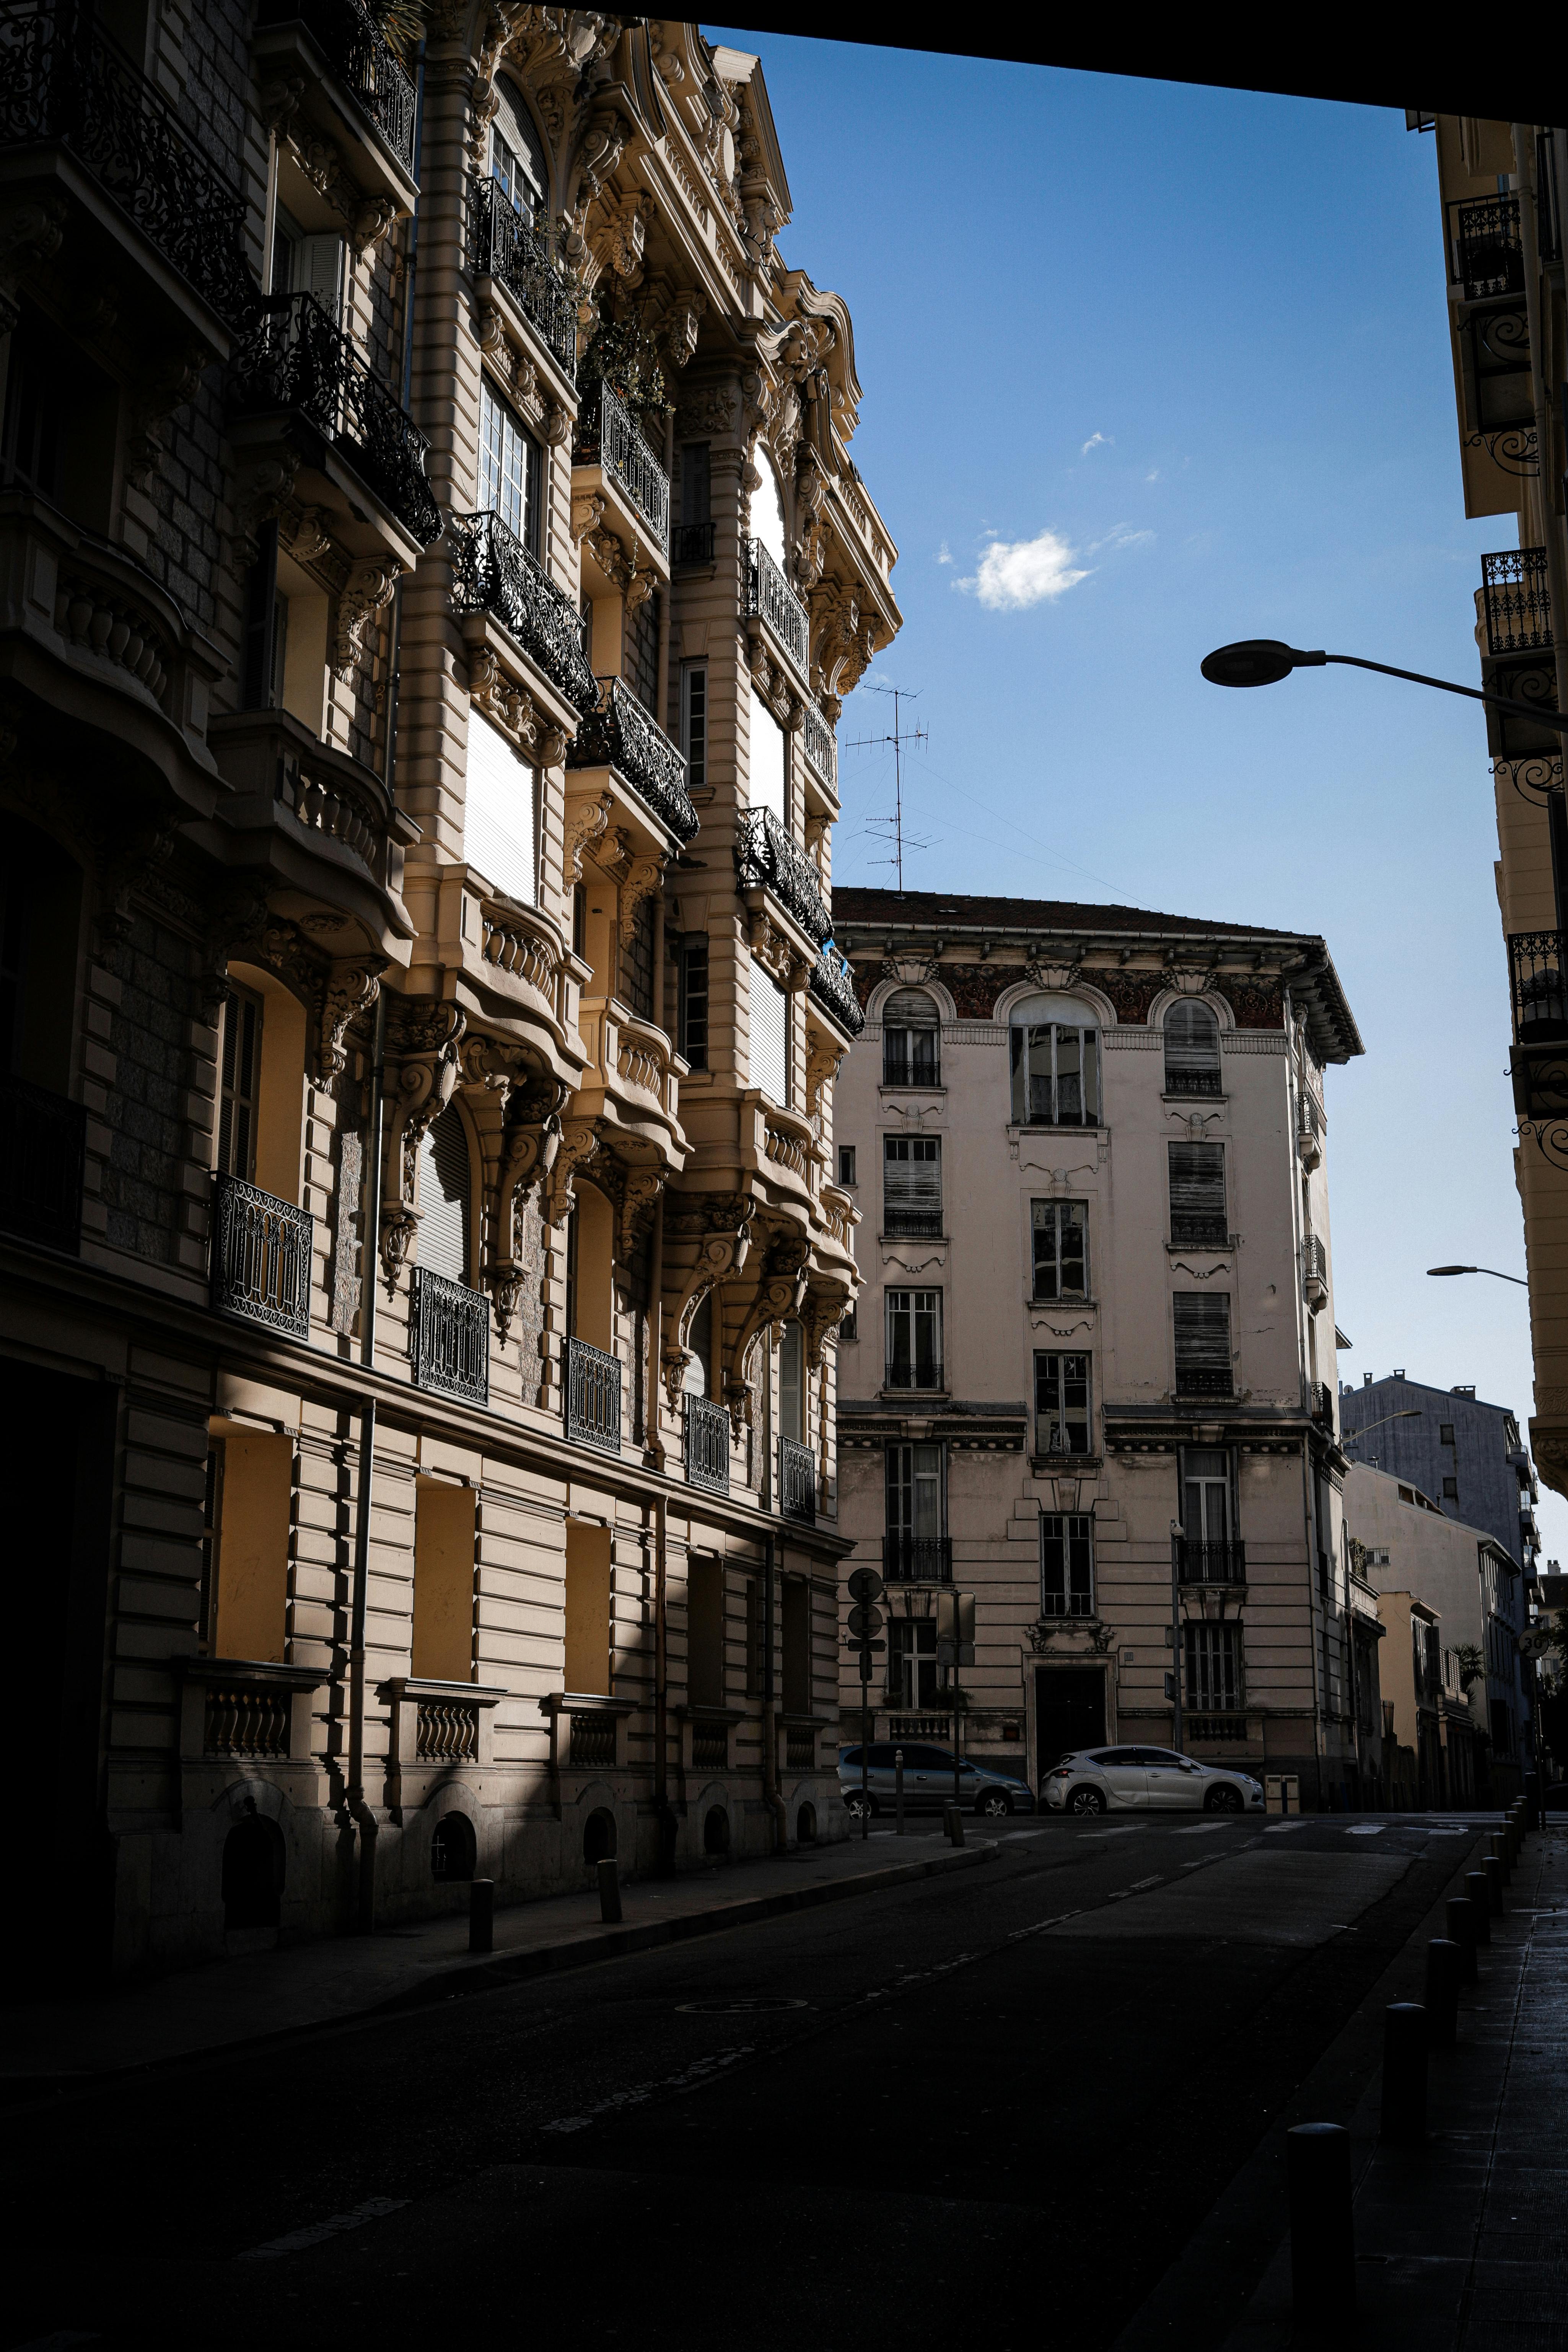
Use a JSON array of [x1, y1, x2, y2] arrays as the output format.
[[1174, 1293, 1232, 1396], [886, 1289, 942, 1390], [1184, 1622, 1241, 1712], [883, 1135, 941, 1236], [1032, 1200, 1088, 1299], [1041, 1513, 1094, 1616], [1168, 1142, 1228, 1246], [1034, 1351, 1092, 1454]]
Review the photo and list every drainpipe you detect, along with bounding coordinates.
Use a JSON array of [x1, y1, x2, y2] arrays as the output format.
[[1301, 1437, 1327, 1812], [345, 989, 386, 1930], [652, 1492, 676, 1872], [760, 1534, 786, 1851]]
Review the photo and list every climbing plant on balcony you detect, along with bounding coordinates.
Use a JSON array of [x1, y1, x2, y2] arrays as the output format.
[[580, 307, 669, 425]]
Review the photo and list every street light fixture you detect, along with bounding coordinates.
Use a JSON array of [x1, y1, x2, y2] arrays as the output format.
[[1427, 1264, 1530, 1287], [1201, 639, 1568, 735], [1341, 1409, 1423, 1449]]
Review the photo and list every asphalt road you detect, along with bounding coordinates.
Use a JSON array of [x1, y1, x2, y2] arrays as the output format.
[[4, 1813, 1485, 2352]]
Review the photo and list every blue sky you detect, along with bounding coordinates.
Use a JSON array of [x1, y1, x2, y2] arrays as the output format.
[[705, 31, 1554, 1559]]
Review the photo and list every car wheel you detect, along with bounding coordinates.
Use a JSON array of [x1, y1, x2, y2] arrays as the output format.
[[844, 1791, 876, 1821], [977, 1790, 1011, 1819], [1067, 1785, 1106, 1816], [1204, 1783, 1244, 1813]]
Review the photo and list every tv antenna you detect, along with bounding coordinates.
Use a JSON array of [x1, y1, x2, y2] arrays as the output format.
[[845, 683, 930, 891]]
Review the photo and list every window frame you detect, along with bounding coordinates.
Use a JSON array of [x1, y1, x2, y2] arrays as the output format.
[[1167, 1140, 1228, 1248], [1172, 1292, 1233, 1398], [885, 1287, 943, 1392], [1041, 1511, 1094, 1618], [881, 989, 941, 1088], [1031, 1198, 1089, 1301], [677, 933, 708, 1072], [882, 1133, 943, 1238], [1183, 1621, 1242, 1712], [886, 1440, 946, 1539], [1009, 1014, 1100, 1128], [218, 982, 264, 1182], [1163, 999, 1223, 1096], [1033, 1349, 1093, 1456], [478, 378, 542, 556], [681, 660, 707, 788]]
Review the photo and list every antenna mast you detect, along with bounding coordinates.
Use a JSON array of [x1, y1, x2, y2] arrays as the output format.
[[846, 685, 930, 890]]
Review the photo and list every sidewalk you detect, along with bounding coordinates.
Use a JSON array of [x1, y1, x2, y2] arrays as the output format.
[[1, 1825, 991, 2094]]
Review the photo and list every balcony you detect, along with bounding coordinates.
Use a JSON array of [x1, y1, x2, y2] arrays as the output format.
[[1171, 1211, 1229, 1248], [746, 538, 810, 684], [802, 701, 837, 798], [467, 174, 577, 385], [807, 947, 865, 1040], [256, 0, 415, 181], [566, 1336, 621, 1454], [1178, 1539, 1246, 1585], [672, 521, 715, 567], [1297, 1093, 1323, 1169], [571, 997, 685, 1167], [735, 806, 832, 948], [568, 674, 697, 844], [210, 1173, 313, 1340], [0, 1074, 85, 1253], [1309, 1381, 1336, 1434], [1184, 1712, 1249, 1744], [0, 0, 256, 341], [684, 1394, 730, 1495], [779, 1435, 816, 1525], [410, 1265, 490, 1405], [227, 292, 441, 552], [1303, 1233, 1329, 1310], [1483, 550, 1553, 656], [1508, 931, 1568, 1116], [1174, 1367, 1232, 1400], [448, 509, 599, 718], [573, 380, 669, 555], [883, 1205, 943, 1240], [1165, 1065, 1223, 1099], [1450, 194, 1524, 301], [883, 1533, 952, 1584]]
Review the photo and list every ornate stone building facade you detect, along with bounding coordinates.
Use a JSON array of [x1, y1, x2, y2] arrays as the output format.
[[0, 10, 898, 1979], [831, 891, 1371, 1809]]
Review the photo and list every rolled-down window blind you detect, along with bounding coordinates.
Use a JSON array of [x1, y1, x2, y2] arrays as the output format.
[[750, 964, 790, 1105], [464, 710, 537, 906]]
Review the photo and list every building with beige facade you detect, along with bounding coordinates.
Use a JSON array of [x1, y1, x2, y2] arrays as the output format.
[[0, 10, 901, 1982], [831, 889, 1370, 1808]]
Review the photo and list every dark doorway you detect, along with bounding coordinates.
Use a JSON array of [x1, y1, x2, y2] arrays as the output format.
[[1036, 1668, 1106, 1774], [222, 1815, 285, 1930], [431, 1813, 476, 1882]]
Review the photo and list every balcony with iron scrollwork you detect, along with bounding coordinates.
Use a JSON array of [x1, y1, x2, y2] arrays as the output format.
[[410, 1265, 490, 1405], [0, 1073, 85, 1253], [883, 1533, 952, 1584], [801, 700, 838, 805], [807, 945, 865, 1040], [567, 674, 697, 848], [227, 292, 441, 557], [0, 0, 257, 346], [779, 1435, 817, 1525], [1302, 1232, 1329, 1311], [685, 1394, 730, 1495], [736, 806, 832, 953], [254, 0, 417, 209], [448, 508, 599, 722], [467, 173, 577, 386], [1477, 549, 1557, 759], [567, 1335, 621, 1454], [210, 1173, 314, 1340], [1449, 193, 1524, 303], [1508, 928, 1568, 1123], [1177, 1538, 1246, 1586], [573, 379, 670, 562], [746, 538, 811, 686]]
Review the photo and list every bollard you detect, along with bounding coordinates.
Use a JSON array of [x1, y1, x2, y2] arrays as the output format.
[[1464, 1870, 1492, 1945], [598, 1857, 622, 1924], [1524, 1770, 1540, 1832], [1288, 2123, 1355, 2321], [896, 1747, 905, 1837], [1485, 1854, 1505, 1917], [1424, 1939, 1461, 2049], [1446, 1895, 1479, 1986], [469, 1876, 494, 1955], [1488, 1833, 1509, 1887], [1380, 2003, 1428, 2145], [943, 1801, 965, 1848]]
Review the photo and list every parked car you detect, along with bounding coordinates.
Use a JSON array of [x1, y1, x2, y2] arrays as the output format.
[[1040, 1745, 1264, 1815], [839, 1742, 1036, 1819]]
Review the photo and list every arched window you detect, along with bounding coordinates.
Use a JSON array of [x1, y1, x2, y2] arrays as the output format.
[[418, 1107, 471, 1283], [431, 1813, 476, 1883], [1164, 999, 1221, 1096], [882, 988, 939, 1087], [221, 1815, 284, 1932], [490, 77, 549, 218], [1009, 995, 1099, 1128]]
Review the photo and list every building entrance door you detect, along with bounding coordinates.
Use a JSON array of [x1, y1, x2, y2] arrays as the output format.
[[1035, 1667, 1106, 1774]]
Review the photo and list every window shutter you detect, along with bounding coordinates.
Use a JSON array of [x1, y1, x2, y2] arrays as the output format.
[[1173, 1293, 1232, 1393], [1168, 1143, 1226, 1240], [464, 711, 537, 906], [418, 1108, 470, 1282], [749, 964, 790, 1105], [1164, 1000, 1220, 1078], [883, 1136, 942, 1229], [748, 688, 786, 822]]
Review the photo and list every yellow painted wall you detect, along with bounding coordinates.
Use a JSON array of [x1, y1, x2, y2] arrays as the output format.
[[412, 1479, 476, 1682], [564, 1520, 612, 1696], [573, 1182, 615, 1351], [212, 1423, 293, 1661]]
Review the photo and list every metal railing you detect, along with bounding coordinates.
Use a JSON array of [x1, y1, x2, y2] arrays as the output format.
[[672, 520, 714, 565], [466, 173, 576, 380], [569, 674, 697, 840], [684, 1393, 729, 1494], [883, 1204, 943, 1239], [1174, 1365, 1232, 1399], [734, 806, 832, 945], [410, 1265, 490, 1404], [1451, 192, 1524, 301], [1177, 1538, 1247, 1585], [779, 1435, 816, 1524], [1183, 1712, 1248, 1743], [573, 378, 669, 550], [415, 1696, 479, 1762], [802, 700, 837, 793], [568, 1711, 615, 1767], [882, 1533, 953, 1583], [1170, 1210, 1228, 1247], [786, 1725, 816, 1770], [567, 1335, 621, 1453], [228, 292, 440, 544], [0, 1073, 85, 1253], [261, 0, 414, 171], [1303, 1233, 1328, 1289], [0, 0, 256, 328], [807, 946, 865, 1038], [203, 1681, 292, 1758], [746, 538, 810, 680], [1483, 548, 1553, 655], [1309, 1380, 1335, 1431], [1509, 930, 1568, 1042], [1164, 1064, 1222, 1097], [692, 1723, 728, 1768], [210, 1172, 312, 1338], [448, 508, 599, 713]]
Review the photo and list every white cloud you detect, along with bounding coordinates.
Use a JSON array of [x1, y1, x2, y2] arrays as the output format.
[[1081, 431, 1112, 456], [936, 540, 952, 565], [1145, 469, 1161, 483], [1086, 522, 1154, 556], [956, 529, 1089, 611]]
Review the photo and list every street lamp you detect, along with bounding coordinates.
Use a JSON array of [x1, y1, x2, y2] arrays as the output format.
[[1201, 640, 1568, 735], [1341, 1409, 1423, 1450], [1428, 1264, 1530, 1287]]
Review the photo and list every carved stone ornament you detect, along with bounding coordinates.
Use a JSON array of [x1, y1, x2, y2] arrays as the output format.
[[331, 560, 401, 679], [1161, 964, 1218, 998], [804, 1036, 844, 1122], [315, 959, 385, 1085], [676, 381, 735, 438], [619, 852, 668, 943], [1026, 958, 1084, 994], [565, 788, 615, 880], [381, 997, 466, 1292], [727, 1226, 811, 1433], [125, 345, 208, 492], [591, 191, 651, 287], [749, 912, 800, 988], [542, 400, 572, 448], [661, 1196, 756, 1406], [571, 489, 607, 546], [198, 879, 273, 1013], [469, 645, 552, 760]]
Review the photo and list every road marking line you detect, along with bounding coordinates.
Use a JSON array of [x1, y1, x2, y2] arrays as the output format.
[[238, 2198, 409, 2260], [1008, 1911, 1081, 1941], [1172, 1822, 1231, 1836], [542, 2044, 756, 2134], [1264, 1822, 1309, 1834], [1078, 1825, 1142, 1837], [1346, 1824, 1387, 1836]]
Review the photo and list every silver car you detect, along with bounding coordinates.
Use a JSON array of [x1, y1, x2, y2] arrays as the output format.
[[1041, 1744, 1264, 1816], [839, 1741, 1036, 1819]]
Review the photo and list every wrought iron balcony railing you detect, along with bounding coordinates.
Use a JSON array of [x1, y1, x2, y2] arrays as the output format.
[[883, 1533, 952, 1583], [569, 674, 697, 841], [0, 0, 256, 329], [1171, 1210, 1229, 1248], [735, 806, 832, 946], [210, 1172, 312, 1339], [684, 1393, 729, 1494], [807, 946, 865, 1038], [466, 174, 576, 382], [1309, 1380, 1336, 1432], [410, 1264, 490, 1404], [1183, 1712, 1248, 1743], [228, 292, 441, 544], [883, 1205, 943, 1239], [1303, 1233, 1328, 1292], [802, 700, 837, 794], [0, 1073, 85, 1253], [1450, 193, 1524, 302], [259, 0, 414, 171], [1177, 1538, 1246, 1585], [1174, 1365, 1232, 1399], [573, 379, 669, 551], [448, 509, 599, 715], [746, 538, 810, 681], [1164, 1064, 1223, 1098], [567, 1335, 621, 1453], [779, 1434, 816, 1524], [1510, 930, 1568, 1043], [672, 520, 715, 566], [1482, 548, 1553, 655]]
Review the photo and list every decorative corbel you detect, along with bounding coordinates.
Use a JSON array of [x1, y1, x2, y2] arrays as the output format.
[[565, 788, 614, 880], [125, 345, 208, 492], [380, 998, 466, 1292], [661, 1197, 756, 1406], [544, 1117, 605, 1227], [571, 489, 607, 545], [726, 1227, 810, 1432], [619, 852, 667, 942], [315, 959, 385, 1085], [331, 560, 401, 679]]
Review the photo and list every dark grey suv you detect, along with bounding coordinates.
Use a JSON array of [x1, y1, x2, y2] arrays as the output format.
[[839, 1741, 1036, 1819]]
